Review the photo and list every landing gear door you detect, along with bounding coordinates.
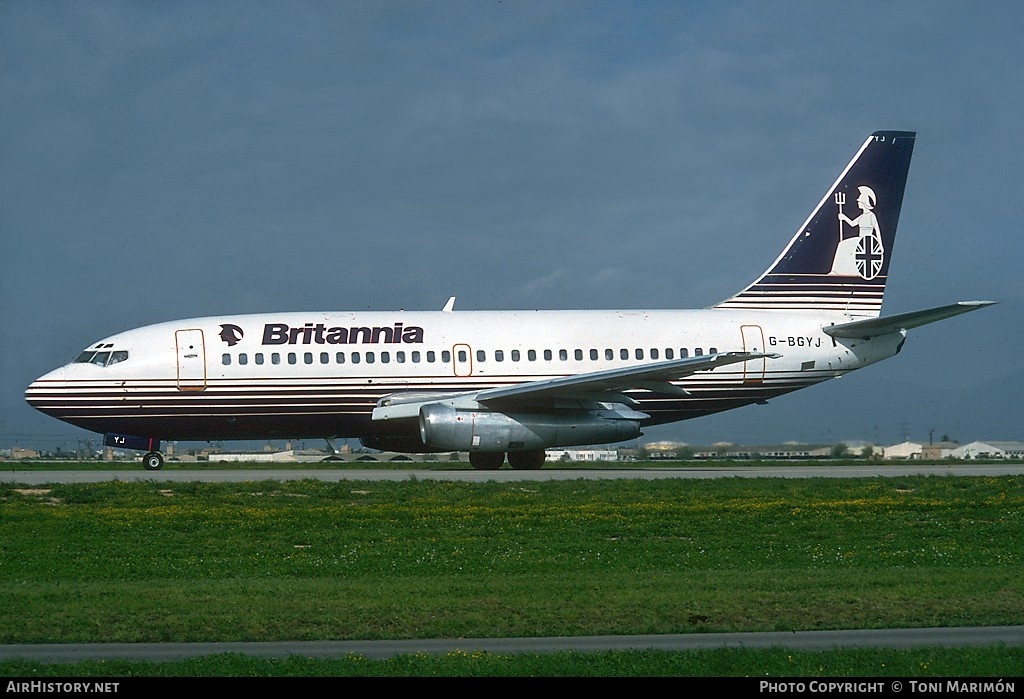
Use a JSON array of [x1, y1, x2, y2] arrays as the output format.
[[175, 329, 207, 391], [740, 325, 766, 384]]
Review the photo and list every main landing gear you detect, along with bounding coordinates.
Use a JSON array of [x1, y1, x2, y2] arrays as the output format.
[[143, 451, 164, 471], [468, 449, 546, 471]]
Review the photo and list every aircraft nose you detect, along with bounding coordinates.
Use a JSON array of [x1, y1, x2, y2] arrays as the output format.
[[25, 365, 69, 415]]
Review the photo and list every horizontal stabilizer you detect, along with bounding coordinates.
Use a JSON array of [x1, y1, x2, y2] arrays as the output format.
[[823, 301, 997, 339]]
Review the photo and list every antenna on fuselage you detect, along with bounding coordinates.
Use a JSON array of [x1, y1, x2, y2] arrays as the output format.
[[442, 296, 456, 312]]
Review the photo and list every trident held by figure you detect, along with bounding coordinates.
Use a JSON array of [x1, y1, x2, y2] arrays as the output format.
[[835, 191, 846, 241]]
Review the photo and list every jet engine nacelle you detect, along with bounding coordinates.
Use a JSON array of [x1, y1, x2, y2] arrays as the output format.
[[418, 403, 641, 452]]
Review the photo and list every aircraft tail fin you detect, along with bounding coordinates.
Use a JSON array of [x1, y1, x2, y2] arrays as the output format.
[[714, 131, 916, 318]]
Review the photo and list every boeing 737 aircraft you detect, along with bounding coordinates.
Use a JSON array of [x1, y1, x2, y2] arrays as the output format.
[[26, 131, 994, 470]]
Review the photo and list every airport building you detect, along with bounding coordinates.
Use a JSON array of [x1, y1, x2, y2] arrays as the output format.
[[545, 449, 618, 462], [948, 441, 1024, 460], [882, 441, 960, 460]]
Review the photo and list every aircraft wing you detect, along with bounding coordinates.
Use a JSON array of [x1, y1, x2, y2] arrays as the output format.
[[823, 301, 996, 339], [474, 351, 776, 404], [372, 351, 779, 421]]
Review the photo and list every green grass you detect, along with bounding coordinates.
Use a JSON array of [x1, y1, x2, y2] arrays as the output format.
[[1, 474, 1022, 675]]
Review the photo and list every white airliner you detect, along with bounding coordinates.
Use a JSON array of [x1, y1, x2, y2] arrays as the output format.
[[26, 131, 994, 470]]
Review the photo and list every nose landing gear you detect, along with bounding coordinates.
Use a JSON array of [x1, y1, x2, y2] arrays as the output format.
[[103, 434, 164, 470], [143, 451, 164, 470]]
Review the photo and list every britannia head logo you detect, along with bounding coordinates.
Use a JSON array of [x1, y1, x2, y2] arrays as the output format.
[[219, 324, 244, 346]]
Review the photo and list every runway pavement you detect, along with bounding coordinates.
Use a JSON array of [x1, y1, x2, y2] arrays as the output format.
[[3, 462, 1024, 484], [2, 627, 1023, 663]]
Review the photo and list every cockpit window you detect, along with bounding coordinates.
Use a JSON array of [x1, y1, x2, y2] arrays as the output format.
[[74, 350, 129, 367]]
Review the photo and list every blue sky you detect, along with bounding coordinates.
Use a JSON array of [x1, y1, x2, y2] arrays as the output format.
[[2, 1, 1021, 451]]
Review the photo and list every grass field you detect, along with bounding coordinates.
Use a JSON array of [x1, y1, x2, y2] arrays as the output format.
[[1, 470, 1021, 676]]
